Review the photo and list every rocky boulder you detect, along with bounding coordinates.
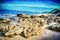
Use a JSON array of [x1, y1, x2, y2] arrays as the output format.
[[2, 14, 47, 38], [17, 13, 30, 18], [48, 24, 60, 32]]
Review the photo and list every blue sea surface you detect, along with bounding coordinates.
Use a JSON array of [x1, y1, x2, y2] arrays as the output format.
[[0, 0, 60, 18], [0, 8, 50, 18]]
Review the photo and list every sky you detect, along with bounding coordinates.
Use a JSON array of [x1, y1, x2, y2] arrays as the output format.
[[0, 0, 60, 13]]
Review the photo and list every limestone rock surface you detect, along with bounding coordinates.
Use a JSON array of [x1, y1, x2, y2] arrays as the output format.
[[2, 14, 46, 38]]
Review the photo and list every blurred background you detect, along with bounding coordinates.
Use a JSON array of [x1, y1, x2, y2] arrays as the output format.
[[0, 0, 60, 14]]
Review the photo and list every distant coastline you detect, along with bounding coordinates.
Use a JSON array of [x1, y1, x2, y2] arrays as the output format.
[[0, 9, 60, 18]]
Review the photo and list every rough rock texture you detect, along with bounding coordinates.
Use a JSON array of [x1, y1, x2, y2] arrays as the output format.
[[48, 24, 60, 32], [2, 14, 46, 38], [0, 18, 10, 22], [29, 29, 60, 40], [17, 13, 30, 18], [0, 13, 60, 40], [0, 29, 60, 40]]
